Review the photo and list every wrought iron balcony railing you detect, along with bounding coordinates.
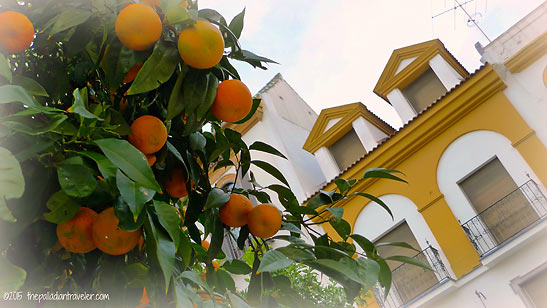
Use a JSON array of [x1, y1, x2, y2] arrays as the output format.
[[461, 180, 547, 257], [372, 246, 451, 308]]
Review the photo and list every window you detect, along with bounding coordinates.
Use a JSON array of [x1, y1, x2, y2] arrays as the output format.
[[402, 68, 447, 114], [459, 158, 539, 243], [375, 222, 437, 304], [511, 262, 547, 308], [328, 129, 366, 171]]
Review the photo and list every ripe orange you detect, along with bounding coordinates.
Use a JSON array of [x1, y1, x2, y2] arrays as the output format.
[[177, 20, 224, 69], [56, 207, 98, 253], [219, 194, 253, 228], [92, 207, 142, 255], [123, 63, 143, 83], [129, 115, 167, 154], [0, 11, 34, 54], [145, 154, 156, 166], [211, 79, 252, 122], [201, 240, 210, 250], [247, 204, 282, 238], [180, 0, 188, 8], [165, 168, 192, 198], [212, 260, 220, 271], [115, 4, 162, 51]]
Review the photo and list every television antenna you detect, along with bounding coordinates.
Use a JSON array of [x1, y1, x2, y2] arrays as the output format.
[[432, 0, 492, 43]]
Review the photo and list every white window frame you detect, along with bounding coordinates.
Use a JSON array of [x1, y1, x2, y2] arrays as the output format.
[[510, 262, 547, 308]]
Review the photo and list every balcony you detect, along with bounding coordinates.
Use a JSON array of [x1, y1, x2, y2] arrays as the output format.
[[372, 246, 451, 308], [461, 180, 547, 257]]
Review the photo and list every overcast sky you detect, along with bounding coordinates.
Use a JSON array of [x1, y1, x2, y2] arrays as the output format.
[[200, 0, 545, 128]]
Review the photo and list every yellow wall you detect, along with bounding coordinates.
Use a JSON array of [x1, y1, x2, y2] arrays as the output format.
[[316, 65, 547, 280]]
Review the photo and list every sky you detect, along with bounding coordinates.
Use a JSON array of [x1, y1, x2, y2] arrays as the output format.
[[200, 0, 545, 128]]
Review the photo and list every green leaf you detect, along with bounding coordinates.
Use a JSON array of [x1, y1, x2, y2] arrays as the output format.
[[203, 188, 230, 210], [352, 192, 393, 219], [0, 53, 11, 83], [189, 132, 206, 152], [195, 73, 219, 121], [385, 255, 433, 271], [251, 160, 290, 187], [154, 200, 182, 251], [376, 258, 392, 298], [166, 141, 188, 175], [223, 259, 252, 275], [127, 42, 179, 95], [174, 279, 194, 308], [226, 290, 253, 308], [280, 222, 302, 234], [44, 191, 80, 224], [0, 85, 35, 107], [249, 141, 286, 159], [50, 8, 92, 35], [375, 241, 420, 252], [258, 250, 294, 273], [166, 69, 186, 121], [114, 196, 146, 231], [228, 8, 245, 39], [307, 190, 333, 209], [0, 197, 15, 222], [362, 168, 407, 183], [78, 151, 117, 179], [0, 256, 26, 293], [267, 184, 298, 209], [122, 263, 149, 288], [57, 164, 97, 197], [232, 50, 277, 69], [95, 139, 161, 192], [0, 147, 25, 201], [68, 88, 103, 120], [354, 257, 381, 292], [350, 234, 375, 257], [306, 259, 362, 285], [207, 215, 224, 262], [178, 271, 212, 295], [182, 70, 218, 117], [276, 246, 315, 262], [2, 114, 68, 135], [116, 170, 155, 220], [12, 76, 48, 97], [326, 207, 344, 221], [233, 98, 261, 124], [329, 219, 351, 240], [145, 210, 176, 292], [166, 6, 193, 25], [334, 178, 354, 195]]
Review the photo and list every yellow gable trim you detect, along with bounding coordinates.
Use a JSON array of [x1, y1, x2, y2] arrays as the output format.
[[505, 31, 547, 73], [302, 103, 395, 154], [374, 39, 469, 101]]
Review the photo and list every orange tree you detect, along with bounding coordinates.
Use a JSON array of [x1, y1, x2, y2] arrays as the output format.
[[0, 0, 429, 307]]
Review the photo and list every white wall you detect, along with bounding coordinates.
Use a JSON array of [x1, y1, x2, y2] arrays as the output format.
[[415, 223, 547, 308], [386, 88, 416, 124], [436, 130, 547, 225], [353, 194, 455, 278]]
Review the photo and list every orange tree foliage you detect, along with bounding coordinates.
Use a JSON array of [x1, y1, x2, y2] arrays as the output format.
[[0, 0, 428, 307]]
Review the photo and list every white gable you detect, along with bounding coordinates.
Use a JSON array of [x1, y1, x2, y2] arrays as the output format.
[[323, 117, 343, 133], [395, 56, 418, 75]]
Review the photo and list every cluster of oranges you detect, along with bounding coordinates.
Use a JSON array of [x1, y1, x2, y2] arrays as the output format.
[[56, 207, 141, 255], [219, 194, 282, 238], [115, 1, 253, 123]]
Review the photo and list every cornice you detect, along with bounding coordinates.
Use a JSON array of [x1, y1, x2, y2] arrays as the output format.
[[505, 31, 547, 73]]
